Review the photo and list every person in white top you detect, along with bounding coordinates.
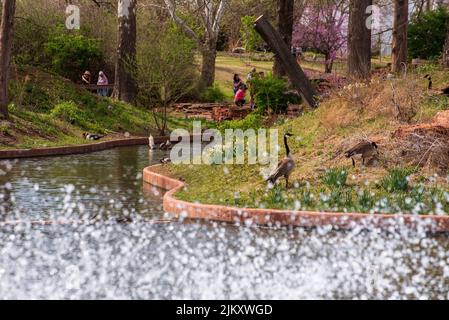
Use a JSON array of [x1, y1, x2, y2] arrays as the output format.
[[97, 71, 109, 97]]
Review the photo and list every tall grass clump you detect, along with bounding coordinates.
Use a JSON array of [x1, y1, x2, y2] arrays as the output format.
[[322, 167, 348, 188], [380, 168, 414, 192]]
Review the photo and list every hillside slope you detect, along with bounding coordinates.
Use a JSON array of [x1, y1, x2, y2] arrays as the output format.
[[0, 66, 157, 150], [160, 66, 449, 215]]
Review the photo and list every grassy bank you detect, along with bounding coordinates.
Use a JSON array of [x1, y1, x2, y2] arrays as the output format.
[[160, 64, 449, 215], [0, 65, 200, 150]]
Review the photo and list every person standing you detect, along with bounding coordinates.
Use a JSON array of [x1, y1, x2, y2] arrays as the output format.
[[97, 71, 109, 97], [233, 74, 242, 95], [82, 71, 91, 85]]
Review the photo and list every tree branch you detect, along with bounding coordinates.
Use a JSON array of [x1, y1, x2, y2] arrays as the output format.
[[163, 0, 201, 44]]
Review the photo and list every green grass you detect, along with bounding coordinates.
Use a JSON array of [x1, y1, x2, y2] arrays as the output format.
[[160, 59, 449, 215], [1, 66, 203, 149]]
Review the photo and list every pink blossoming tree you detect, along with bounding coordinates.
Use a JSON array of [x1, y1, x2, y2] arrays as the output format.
[[293, 0, 349, 73]]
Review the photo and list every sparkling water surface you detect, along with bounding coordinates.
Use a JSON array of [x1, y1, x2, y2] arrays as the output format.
[[0, 146, 448, 299]]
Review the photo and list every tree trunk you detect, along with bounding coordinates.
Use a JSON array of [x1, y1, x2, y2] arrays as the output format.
[[324, 52, 333, 73], [347, 0, 372, 79], [112, 0, 137, 104], [391, 0, 409, 74], [443, 26, 449, 68], [273, 0, 294, 77], [0, 0, 16, 119], [199, 38, 217, 91], [255, 15, 318, 108]]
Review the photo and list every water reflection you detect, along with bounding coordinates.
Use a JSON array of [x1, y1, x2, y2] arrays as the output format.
[[0, 146, 168, 222]]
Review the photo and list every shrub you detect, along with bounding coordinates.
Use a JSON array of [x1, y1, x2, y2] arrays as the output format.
[[200, 85, 227, 103], [219, 112, 263, 132], [381, 168, 415, 192], [322, 167, 348, 188], [51, 101, 82, 124], [252, 73, 301, 114], [21, 84, 52, 112], [45, 28, 103, 81], [408, 7, 449, 59]]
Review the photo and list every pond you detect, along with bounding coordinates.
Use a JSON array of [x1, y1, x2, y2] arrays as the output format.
[[0, 146, 448, 299]]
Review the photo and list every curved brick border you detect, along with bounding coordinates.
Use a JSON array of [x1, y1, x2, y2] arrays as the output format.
[[0, 136, 171, 159], [143, 164, 449, 232]]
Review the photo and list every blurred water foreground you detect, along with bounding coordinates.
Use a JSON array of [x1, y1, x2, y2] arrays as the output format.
[[0, 146, 448, 299]]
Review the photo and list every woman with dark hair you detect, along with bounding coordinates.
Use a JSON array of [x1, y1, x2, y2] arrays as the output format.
[[234, 84, 247, 107], [233, 74, 242, 95]]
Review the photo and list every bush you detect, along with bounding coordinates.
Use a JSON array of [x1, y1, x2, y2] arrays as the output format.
[[45, 28, 103, 81], [381, 168, 415, 192], [252, 73, 301, 114], [50, 101, 102, 132], [408, 7, 449, 59], [219, 112, 263, 132], [51, 101, 82, 124], [200, 85, 227, 103], [322, 167, 348, 188]]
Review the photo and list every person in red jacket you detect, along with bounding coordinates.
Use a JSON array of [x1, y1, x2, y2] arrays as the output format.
[[234, 84, 247, 107]]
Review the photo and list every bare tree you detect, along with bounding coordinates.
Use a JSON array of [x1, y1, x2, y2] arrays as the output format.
[[273, 0, 294, 77], [163, 0, 228, 91], [0, 0, 16, 119], [391, 0, 408, 73], [347, 0, 372, 79], [112, 0, 137, 103]]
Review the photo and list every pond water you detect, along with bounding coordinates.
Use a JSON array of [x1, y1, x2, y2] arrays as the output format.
[[0, 146, 448, 299]]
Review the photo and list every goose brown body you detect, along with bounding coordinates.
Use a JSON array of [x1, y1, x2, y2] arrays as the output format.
[[267, 133, 295, 188], [345, 140, 378, 166]]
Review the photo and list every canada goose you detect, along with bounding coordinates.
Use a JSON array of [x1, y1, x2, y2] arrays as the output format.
[[442, 86, 449, 96], [345, 141, 378, 167], [83, 132, 104, 141], [116, 216, 132, 224], [424, 74, 433, 90], [423, 74, 449, 95], [159, 140, 173, 150], [267, 133, 296, 188], [149, 135, 157, 150], [160, 158, 171, 164]]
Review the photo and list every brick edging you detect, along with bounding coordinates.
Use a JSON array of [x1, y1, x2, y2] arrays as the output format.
[[143, 164, 449, 232], [0, 136, 170, 159]]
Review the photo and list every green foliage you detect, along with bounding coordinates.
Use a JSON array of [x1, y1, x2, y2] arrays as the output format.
[[22, 84, 52, 112], [135, 23, 197, 106], [218, 112, 263, 132], [252, 73, 300, 113], [12, 0, 61, 67], [240, 16, 264, 52], [408, 7, 449, 59], [200, 85, 227, 103], [322, 167, 348, 188], [50, 101, 98, 131], [380, 168, 415, 192], [45, 28, 103, 81], [134, 23, 197, 135]]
